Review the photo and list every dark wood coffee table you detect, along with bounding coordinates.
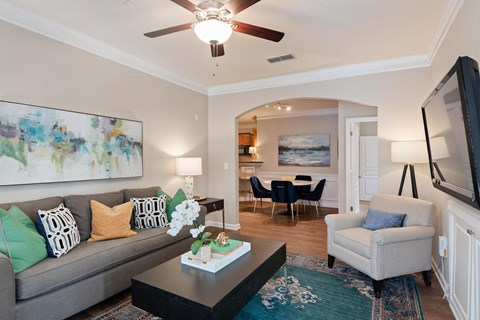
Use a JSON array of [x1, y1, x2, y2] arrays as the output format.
[[131, 234, 286, 320]]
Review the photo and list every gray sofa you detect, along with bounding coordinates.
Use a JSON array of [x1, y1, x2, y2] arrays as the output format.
[[0, 186, 206, 320]]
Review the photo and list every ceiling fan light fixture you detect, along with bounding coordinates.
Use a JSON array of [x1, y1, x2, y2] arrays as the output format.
[[194, 19, 232, 44]]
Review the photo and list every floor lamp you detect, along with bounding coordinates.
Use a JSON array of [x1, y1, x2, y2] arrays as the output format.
[[391, 141, 428, 199]]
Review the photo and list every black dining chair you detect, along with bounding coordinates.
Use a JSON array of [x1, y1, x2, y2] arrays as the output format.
[[270, 180, 299, 221], [297, 179, 326, 218], [249, 176, 272, 213], [295, 175, 312, 193]]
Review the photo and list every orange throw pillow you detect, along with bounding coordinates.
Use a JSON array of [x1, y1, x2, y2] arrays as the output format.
[[87, 200, 137, 242]]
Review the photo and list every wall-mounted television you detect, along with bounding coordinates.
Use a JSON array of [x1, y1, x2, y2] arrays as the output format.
[[422, 56, 480, 210]]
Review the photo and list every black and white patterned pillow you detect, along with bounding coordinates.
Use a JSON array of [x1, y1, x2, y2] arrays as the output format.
[[35, 204, 81, 258], [131, 196, 168, 229]]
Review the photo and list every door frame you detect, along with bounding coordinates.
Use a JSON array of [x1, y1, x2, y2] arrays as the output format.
[[345, 116, 378, 212]]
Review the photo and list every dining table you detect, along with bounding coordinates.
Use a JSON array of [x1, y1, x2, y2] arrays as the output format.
[[263, 179, 316, 216], [263, 179, 315, 187]]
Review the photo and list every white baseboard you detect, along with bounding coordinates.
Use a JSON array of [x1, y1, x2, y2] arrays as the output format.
[[431, 257, 458, 318], [431, 258, 449, 299], [205, 220, 241, 231]]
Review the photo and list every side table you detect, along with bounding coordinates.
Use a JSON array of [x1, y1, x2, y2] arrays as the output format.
[[198, 197, 225, 231]]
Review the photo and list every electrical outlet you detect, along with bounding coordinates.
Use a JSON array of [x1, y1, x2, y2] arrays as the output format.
[[439, 236, 448, 257]]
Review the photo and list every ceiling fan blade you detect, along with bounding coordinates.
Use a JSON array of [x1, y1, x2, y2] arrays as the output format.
[[170, 0, 198, 12], [232, 21, 284, 42], [221, 0, 261, 15], [144, 23, 192, 38], [210, 43, 225, 57]]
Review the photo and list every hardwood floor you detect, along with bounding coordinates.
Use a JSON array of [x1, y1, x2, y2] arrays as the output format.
[[69, 201, 454, 319]]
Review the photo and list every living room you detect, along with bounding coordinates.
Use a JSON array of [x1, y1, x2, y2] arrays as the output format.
[[1, 0, 479, 319]]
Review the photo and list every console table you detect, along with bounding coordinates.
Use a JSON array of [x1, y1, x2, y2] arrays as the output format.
[[198, 198, 225, 231]]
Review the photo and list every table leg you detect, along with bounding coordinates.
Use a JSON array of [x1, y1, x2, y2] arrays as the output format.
[[222, 209, 225, 232], [283, 264, 288, 290]]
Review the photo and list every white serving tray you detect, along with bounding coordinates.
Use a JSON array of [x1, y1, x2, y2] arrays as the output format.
[[180, 241, 251, 273]]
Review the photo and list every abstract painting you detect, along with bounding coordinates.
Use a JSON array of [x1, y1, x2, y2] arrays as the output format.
[[278, 134, 330, 167], [0, 100, 143, 185]]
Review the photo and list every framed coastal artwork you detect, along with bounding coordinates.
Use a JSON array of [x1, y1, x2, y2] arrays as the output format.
[[0, 100, 143, 186], [278, 134, 330, 167]]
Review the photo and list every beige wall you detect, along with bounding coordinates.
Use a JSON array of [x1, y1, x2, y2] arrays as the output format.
[[208, 66, 431, 228], [337, 102, 378, 212], [0, 21, 208, 203], [360, 122, 377, 136], [423, 0, 480, 291], [257, 114, 338, 174]]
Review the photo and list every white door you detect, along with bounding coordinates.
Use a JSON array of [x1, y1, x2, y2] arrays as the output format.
[[350, 123, 360, 213], [359, 136, 378, 201]]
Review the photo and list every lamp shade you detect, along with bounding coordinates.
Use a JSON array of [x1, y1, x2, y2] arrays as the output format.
[[176, 157, 202, 176], [194, 20, 232, 44], [248, 146, 256, 154], [391, 141, 428, 164]]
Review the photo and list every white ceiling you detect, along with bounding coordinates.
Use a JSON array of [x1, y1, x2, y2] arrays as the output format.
[[0, 0, 460, 95]]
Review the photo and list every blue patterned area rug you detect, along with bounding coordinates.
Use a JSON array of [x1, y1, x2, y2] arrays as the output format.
[[92, 253, 424, 320]]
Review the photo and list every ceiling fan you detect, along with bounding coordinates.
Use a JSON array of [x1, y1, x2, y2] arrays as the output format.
[[144, 0, 285, 57]]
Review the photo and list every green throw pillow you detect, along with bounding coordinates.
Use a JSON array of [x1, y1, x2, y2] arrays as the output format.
[[0, 206, 48, 274], [157, 188, 187, 222]]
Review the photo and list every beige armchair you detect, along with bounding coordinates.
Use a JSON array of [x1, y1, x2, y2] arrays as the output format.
[[325, 193, 435, 298]]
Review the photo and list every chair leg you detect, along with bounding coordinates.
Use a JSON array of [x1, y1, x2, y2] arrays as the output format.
[[327, 255, 335, 268], [373, 280, 383, 298], [271, 203, 276, 219], [290, 204, 294, 221], [253, 199, 257, 213], [422, 270, 432, 287], [315, 201, 319, 218]]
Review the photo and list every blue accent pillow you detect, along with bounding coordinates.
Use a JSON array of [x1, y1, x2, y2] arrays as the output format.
[[362, 209, 406, 231]]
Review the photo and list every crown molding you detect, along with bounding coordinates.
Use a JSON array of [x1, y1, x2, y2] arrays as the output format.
[[0, 0, 462, 97], [256, 108, 338, 121], [426, 0, 464, 61], [0, 1, 208, 95], [208, 55, 431, 96]]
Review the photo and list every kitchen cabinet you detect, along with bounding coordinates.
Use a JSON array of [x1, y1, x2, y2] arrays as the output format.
[[238, 133, 251, 145]]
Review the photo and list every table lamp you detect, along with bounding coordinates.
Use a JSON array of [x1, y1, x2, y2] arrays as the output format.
[[176, 157, 202, 200], [248, 146, 256, 160], [391, 141, 428, 198]]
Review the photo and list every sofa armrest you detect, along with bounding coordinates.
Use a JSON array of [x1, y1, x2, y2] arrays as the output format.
[[372, 226, 435, 245], [370, 226, 436, 279], [0, 252, 15, 320], [325, 213, 367, 232]]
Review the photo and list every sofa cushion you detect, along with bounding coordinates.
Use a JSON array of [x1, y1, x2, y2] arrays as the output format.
[[15, 226, 191, 300], [63, 192, 124, 241], [131, 196, 168, 229], [123, 186, 160, 201], [0, 206, 47, 274], [0, 197, 64, 222], [334, 227, 372, 259], [36, 204, 81, 258], [157, 188, 187, 222], [87, 200, 137, 242]]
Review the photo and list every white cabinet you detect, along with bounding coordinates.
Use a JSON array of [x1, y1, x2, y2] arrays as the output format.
[[449, 200, 480, 320]]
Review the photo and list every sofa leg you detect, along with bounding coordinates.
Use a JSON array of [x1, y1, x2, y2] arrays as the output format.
[[373, 279, 383, 298], [327, 255, 335, 268], [422, 270, 432, 287]]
